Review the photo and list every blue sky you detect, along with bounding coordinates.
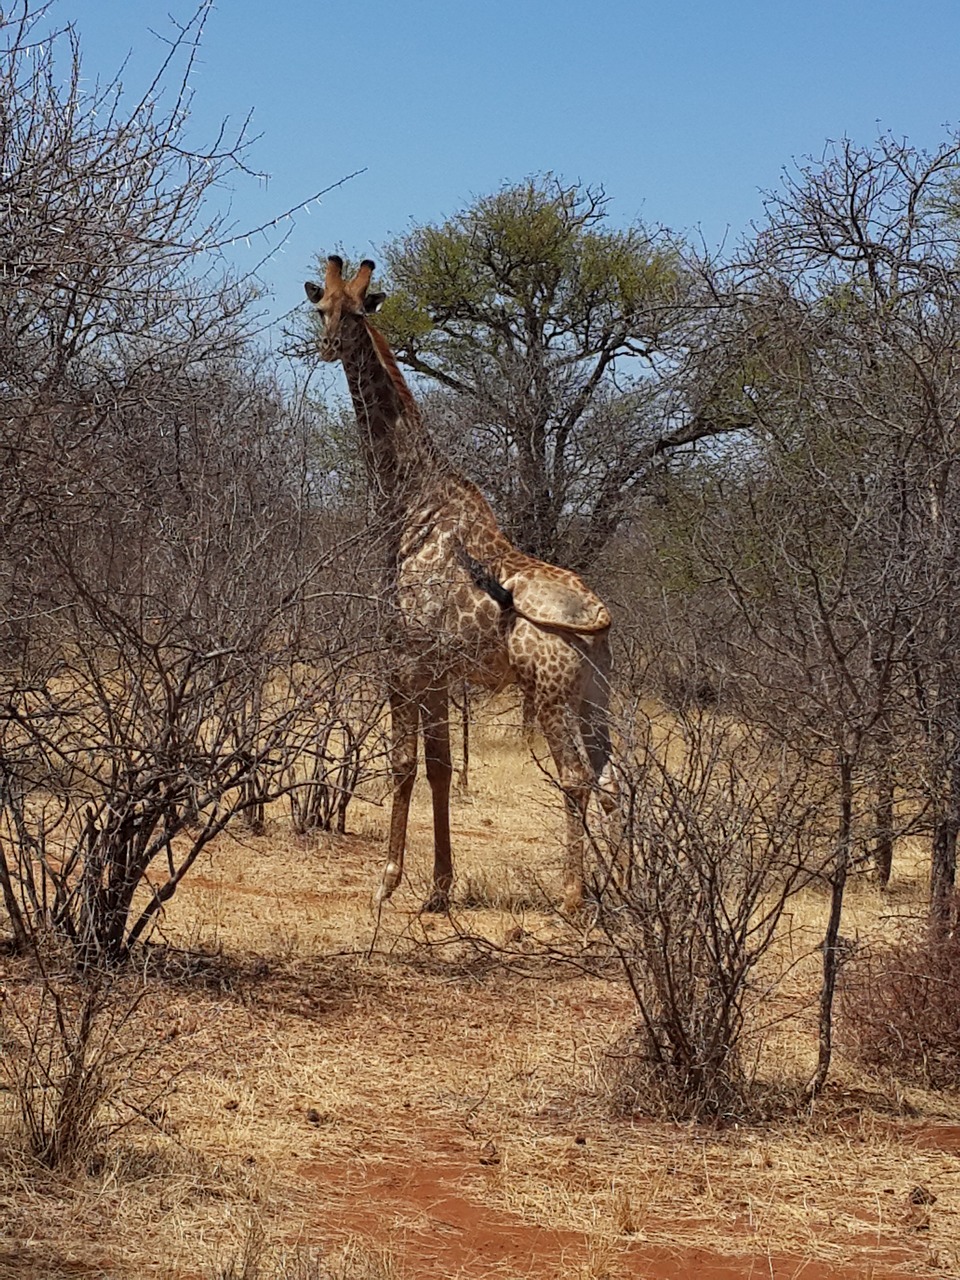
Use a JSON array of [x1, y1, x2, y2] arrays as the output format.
[[74, 0, 960, 339]]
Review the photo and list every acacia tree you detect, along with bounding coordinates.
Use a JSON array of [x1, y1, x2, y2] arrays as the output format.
[[343, 177, 741, 571]]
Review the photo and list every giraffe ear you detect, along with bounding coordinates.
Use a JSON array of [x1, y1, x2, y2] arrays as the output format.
[[364, 292, 386, 313], [304, 281, 324, 305]]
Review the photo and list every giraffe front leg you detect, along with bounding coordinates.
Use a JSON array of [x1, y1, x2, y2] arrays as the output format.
[[421, 684, 453, 913], [375, 693, 419, 907]]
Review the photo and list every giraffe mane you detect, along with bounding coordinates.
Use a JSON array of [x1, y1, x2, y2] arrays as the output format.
[[365, 321, 422, 422]]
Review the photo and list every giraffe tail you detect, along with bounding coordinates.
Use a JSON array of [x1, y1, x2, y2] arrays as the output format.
[[454, 543, 514, 611], [582, 633, 615, 788]]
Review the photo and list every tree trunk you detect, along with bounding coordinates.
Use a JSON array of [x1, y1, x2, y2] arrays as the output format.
[[457, 682, 470, 793], [930, 701, 960, 933], [931, 797, 958, 933], [873, 763, 894, 887], [809, 750, 852, 1098]]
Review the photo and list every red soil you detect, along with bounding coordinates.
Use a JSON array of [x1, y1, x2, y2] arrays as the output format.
[[297, 1133, 925, 1280]]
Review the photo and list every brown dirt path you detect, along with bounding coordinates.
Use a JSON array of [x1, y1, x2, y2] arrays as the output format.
[[296, 1137, 930, 1280]]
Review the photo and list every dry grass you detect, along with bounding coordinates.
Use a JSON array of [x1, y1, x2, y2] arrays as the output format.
[[1, 705, 959, 1278]]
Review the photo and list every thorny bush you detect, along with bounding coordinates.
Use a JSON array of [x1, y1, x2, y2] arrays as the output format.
[[0, 950, 173, 1171], [595, 707, 830, 1119], [840, 904, 960, 1090], [0, 4, 375, 965]]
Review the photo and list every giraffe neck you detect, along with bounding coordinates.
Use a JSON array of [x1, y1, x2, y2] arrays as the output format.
[[340, 317, 443, 507]]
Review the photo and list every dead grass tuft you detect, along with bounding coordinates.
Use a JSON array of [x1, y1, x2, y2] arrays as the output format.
[[455, 866, 551, 913], [210, 1226, 398, 1280], [841, 913, 960, 1089], [208, 1216, 400, 1279]]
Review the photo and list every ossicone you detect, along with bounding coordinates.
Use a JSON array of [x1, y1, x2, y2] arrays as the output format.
[[353, 259, 374, 291]]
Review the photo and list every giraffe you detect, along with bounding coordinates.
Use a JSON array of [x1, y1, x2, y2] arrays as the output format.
[[305, 255, 616, 912]]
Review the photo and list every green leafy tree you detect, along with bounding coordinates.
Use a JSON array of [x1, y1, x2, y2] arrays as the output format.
[[354, 177, 721, 570]]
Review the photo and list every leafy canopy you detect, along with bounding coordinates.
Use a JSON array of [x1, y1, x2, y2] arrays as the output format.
[[376, 175, 681, 387]]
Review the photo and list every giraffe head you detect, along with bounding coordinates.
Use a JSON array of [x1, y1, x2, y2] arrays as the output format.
[[304, 256, 386, 362]]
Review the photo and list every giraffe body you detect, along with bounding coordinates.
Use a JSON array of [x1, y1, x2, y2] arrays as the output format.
[[306, 258, 615, 911]]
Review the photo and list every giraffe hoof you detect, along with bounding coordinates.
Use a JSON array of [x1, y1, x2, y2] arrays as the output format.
[[561, 886, 585, 915], [420, 890, 450, 914], [373, 863, 402, 908]]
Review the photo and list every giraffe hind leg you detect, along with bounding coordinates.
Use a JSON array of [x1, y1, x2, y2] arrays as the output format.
[[581, 684, 625, 895], [537, 706, 595, 914], [374, 692, 419, 907], [421, 684, 453, 913]]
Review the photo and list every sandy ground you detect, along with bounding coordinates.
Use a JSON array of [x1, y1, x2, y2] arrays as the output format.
[[2, 713, 960, 1279]]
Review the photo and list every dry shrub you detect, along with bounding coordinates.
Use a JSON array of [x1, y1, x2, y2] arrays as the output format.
[[0, 0, 347, 969], [287, 683, 387, 837], [594, 708, 827, 1120], [841, 913, 960, 1089], [0, 955, 171, 1171]]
